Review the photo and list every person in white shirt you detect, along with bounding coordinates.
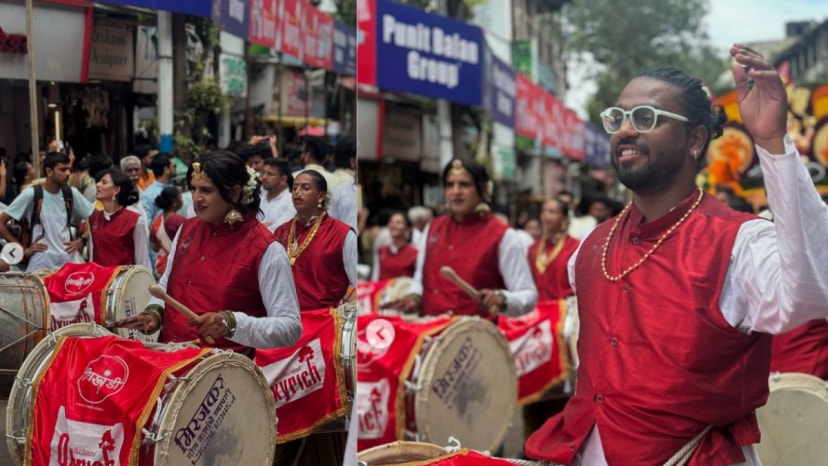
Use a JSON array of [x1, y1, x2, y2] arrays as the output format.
[[257, 158, 296, 232], [328, 135, 357, 230], [329, 134, 355, 191]]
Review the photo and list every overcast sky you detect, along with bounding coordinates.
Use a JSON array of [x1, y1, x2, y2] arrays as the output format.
[[565, 0, 828, 118]]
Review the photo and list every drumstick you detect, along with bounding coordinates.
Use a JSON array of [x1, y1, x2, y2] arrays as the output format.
[[148, 284, 215, 344], [439, 266, 499, 315]]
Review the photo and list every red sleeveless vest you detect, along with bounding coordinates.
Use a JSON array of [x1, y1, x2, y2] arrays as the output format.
[[771, 319, 828, 379], [89, 208, 140, 266], [527, 235, 579, 301], [421, 214, 508, 317], [377, 244, 418, 280], [525, 193, 770, 466], [274, 214, 352, 311], [161, 214, 273, 352]]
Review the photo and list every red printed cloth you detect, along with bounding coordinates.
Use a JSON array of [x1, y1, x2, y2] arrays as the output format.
[[498, 300, 570, 405], [26, 335, 208, 465], [255, 308, 350, 443], [417, 450, 526, 465], [356, 280, 391, 314], [356, 314, 455, 451], [40, 262, 122, 330]]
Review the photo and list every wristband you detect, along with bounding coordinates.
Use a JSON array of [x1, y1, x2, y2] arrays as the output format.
[[221, 311, 237, 339]]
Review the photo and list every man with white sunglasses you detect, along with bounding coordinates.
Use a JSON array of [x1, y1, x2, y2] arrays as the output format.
[[524, 45, 828, 466]]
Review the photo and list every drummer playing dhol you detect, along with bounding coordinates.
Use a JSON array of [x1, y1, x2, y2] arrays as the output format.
[[386, 158, 537, 318], [116, 150, 302, 352], [524, 47, 828, 465]]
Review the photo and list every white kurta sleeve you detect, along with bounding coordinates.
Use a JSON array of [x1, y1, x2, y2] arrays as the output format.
[[406, 223, 431, 296], [133, 214, 152, 272], [343, 229, 358, 290], [498, 228, 538, 316], [719, 136, 828, 333]]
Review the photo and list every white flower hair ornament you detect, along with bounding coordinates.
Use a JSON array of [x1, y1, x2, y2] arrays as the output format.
[[240, 166, 259, 205]]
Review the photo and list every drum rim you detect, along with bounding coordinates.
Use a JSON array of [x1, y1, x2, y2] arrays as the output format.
[[356, 440, 447, 465], [338, 303, 357, 400], [152, 350, 278, 465], [104, 266, 158, 342], [412, 317, 517, 452], [6, 323, 113, 466], [768, 371, 828, 397]]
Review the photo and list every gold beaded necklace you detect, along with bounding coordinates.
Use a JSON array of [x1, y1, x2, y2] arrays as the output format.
[[287, 212, 325, 266], [601, 188, 704, 282]]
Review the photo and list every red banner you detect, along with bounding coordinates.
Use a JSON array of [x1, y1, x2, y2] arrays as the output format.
[[356, 315, 455, 450], [515, 73, 543, 140], [498, 300, 569, 405], [566, 109, 586, 161], [41, 262, 121, 330], [249, 0, 279, 47], [303, 6, 334, 70], [27, 336, 207, 465], [255, 308, 349, 442], [356, 0, 376, 85], [356, 279, 392, 315], [418, 450, 521, 465], [281, 0, 305, 59], [543, 92, 561, 149]]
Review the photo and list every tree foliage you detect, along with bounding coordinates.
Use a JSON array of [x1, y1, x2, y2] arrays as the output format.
[[563, 0, 728, 124]]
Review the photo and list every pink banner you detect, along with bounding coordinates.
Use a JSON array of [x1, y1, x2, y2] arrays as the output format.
[[249, 0, 280, 47], [356, 0, 376, 85]]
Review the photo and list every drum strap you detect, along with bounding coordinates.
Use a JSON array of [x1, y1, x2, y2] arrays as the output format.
[[662, 425, 714, 466]]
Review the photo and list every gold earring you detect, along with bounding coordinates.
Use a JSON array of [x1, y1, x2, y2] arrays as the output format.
[[224, 209, 243, 228]]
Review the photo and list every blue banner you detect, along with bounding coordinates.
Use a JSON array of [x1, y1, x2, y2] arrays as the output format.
[[333, 21, 357, 76], [584, 122, 612, 168], [212, 0, 250, 40], [375, 0, 483, 106], [97, 0, 211, 16], [483, 47, 516, 127]]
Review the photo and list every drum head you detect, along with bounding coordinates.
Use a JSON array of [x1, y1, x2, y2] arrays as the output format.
[[414, 317, 517, 452], [105, 266, 158, 342], [6, 323, 113, 466], [357, 441, 446, 465], [153, 352, 277, 466], [757, 372, 828, 464]]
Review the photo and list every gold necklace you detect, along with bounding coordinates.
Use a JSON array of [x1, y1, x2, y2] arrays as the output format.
[[602, 188, 704, 282], [535, 232, 567, 274], [287, 212, 325, 266]]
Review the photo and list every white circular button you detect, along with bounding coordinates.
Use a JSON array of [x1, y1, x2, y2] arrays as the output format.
[[2, 242, 24, 265]]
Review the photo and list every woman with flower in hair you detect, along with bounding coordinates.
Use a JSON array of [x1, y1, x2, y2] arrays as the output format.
[[116, 150, 302, 353], [273, 169, 357, 312], [88, 168, 151, 270]]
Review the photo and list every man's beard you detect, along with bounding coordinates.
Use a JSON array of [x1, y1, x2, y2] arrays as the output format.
[[613, 151, 684, 193]]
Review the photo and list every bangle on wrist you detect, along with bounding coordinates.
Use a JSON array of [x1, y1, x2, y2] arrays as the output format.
[[221, 310, 237, 339], [138, 309, 162, 334], [497, 290, 508, 310]]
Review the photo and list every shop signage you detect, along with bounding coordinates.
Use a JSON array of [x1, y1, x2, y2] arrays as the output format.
[[374, 0, 483, 106], [97, 1, 211, 15], [333, 20, 356, 76], [0, 26, 27, 54], [483, 48, 515, 127], [88, 25, 134, 81], [303, 6, 334, 70], [212, 0, 250, 40], [219, 53, 247, 97], [249, 0, 280, 47]]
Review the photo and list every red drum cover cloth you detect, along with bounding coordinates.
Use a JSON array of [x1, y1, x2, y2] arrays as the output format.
[[26, 335, 207, 465], [355, 314, 455, 450], [357, 279, 391, 314], [416, 449, 522, 465], [255, 308, 350, 442], [41, 262, 122, 329], [498, 300, 569, 405]]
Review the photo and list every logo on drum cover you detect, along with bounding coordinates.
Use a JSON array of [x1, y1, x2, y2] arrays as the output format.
[[356, 379, 390, 439], [509, 320, 554, 376], [49, 406, 125, 466], [64, 272, 95, 295], [77, 355, 129, 404], [357, 319, 395, 368], [260, 338, 326, 408]]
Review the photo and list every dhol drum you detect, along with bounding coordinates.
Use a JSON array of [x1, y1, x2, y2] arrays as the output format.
[[357, 315, 517, 453], [6, 323, 277, 466], [756, 372, 828, 465], [0, 273, 49, 389], [356, 441, 559, 466], [498, 297, 580, 405], [39, 263, 159, 342], [255, 303, 356, 442], [357, 277, 414, 316]]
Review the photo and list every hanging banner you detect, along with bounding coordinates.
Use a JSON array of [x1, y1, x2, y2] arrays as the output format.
[[374, 0, 483, 106], [249, 0, 280, 47], [303, 6, 334, 70], [584, 122, 611, 168], [543, 92, 561, 154], [483, 47, 516, 128], [281, 0, 306, 60], [562, 108, 585, 161], [356, 0, 377, 85], [333, 21, 357, 76], [212, 0, 250, 40], [515, 73, 543, 141]]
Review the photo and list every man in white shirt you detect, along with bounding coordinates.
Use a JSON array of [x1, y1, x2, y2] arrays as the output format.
[[329, 134, 355, 191], [257, 158, 295, 232], [0, 152, 94, 272], [328, 135, 357, 230]]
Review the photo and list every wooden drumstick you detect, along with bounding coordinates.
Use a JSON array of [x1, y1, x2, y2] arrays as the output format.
[[439, 266, 500, 315], [148, 284, 216, 344]]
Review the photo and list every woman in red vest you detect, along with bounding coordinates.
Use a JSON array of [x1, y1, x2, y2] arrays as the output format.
[[528, 198, 580, 302], [116, 150, 301, 353], [387, 158, 537, 318], [272, 169, 356, 466], [273, 169, 357, 312], [371, 211, 417, 281], [88, 168, 151, 271], [524, 47, 828, 465]]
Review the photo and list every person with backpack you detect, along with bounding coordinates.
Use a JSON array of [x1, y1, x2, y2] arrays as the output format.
[[0, 152, 94, 272]]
